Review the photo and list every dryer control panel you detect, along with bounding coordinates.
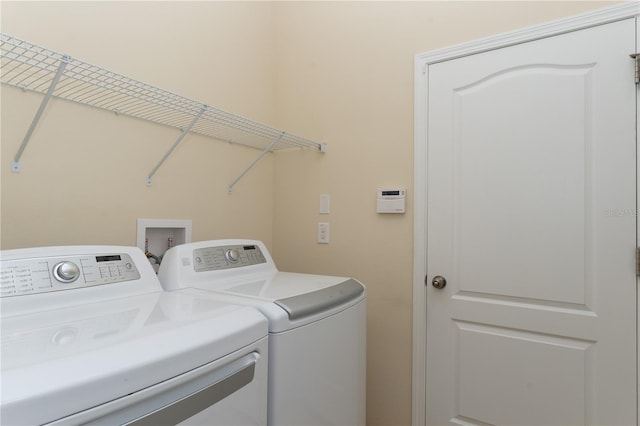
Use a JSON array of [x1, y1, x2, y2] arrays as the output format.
[[0, 253, 140, 297], [193, 244, 267, 272]]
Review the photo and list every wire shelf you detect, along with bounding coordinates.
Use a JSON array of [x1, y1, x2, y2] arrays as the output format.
[[0, 32, 323, 152]]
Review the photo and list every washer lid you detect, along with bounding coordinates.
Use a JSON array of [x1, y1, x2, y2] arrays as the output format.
[[194, 271, 360, 300], [1, 291, 267, 426], [274, 278, 364, 320], [193, 272, 366, 322]]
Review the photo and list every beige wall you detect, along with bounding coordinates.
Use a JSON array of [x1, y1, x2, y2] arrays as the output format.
[[1, 1, 614, 425], [1, 1, 278, 249]]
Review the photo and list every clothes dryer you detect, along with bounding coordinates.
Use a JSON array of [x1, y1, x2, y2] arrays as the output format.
[[1, 245, 268, 425], [158, 239, 366, 426]]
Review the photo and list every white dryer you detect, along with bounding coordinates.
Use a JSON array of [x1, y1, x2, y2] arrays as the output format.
[[1, 245, 268, 425], [158, 239, 367, 426]]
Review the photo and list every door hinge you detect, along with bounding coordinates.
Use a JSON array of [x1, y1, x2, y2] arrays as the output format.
[[630, 53, 640, 84], [636, 247, 640, 276]]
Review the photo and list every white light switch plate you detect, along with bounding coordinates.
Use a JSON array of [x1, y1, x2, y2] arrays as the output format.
[[320, 194, 330, 214], [318, 223, 329, 244]]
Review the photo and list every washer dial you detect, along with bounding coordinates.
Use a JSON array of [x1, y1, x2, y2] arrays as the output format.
[[225, 249, 240, 264], [53, 261, 80, 283]]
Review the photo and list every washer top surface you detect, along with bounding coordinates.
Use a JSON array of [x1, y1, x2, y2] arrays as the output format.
[[158, 240, 366, 331], [1, 245, 267, 425], [204, 270, 352, 299]]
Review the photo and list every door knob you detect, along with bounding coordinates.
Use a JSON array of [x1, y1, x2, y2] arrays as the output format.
[[432, 275, 447, 289]]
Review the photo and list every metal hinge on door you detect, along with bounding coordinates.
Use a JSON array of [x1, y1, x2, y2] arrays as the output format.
[[636, 247, 640, 276], [630, 53, 640, 84]]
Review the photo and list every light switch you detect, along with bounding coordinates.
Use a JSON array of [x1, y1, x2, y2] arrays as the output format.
[[318, 223, 329, 244], [319, 194, 330, 214]]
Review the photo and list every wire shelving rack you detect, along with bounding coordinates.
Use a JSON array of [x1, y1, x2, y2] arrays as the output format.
[[1, 33, 325, 191]]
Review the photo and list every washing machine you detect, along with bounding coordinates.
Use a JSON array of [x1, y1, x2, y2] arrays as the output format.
[[1, 245, 269, 425], [158, 239, 367, 426]]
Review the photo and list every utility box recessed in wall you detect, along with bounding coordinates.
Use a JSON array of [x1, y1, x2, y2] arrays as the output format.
[[137, 219, 192, 271]]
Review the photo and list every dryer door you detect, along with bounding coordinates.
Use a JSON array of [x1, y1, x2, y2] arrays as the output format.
[[49, 340, 268, 426]]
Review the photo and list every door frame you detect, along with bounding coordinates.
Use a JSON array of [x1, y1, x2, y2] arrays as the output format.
[[412, 3, 640, 424]]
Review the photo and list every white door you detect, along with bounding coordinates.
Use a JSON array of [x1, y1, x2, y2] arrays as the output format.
[[425, 18, 637, 425]]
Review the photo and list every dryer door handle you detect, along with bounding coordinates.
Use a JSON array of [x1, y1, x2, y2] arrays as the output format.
[[127, 352, 260, 426], [48, 352, 262, 425]]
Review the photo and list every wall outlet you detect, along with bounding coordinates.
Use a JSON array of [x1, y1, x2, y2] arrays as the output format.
[[318, 223, 330, 244]]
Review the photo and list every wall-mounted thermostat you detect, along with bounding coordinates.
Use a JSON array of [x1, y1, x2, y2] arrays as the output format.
[[377, 187, 406, 214]]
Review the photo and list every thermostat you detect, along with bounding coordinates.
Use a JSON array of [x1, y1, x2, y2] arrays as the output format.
[[377, 187, 406, 214]]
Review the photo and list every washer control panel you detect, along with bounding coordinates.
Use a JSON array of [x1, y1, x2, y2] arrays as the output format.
[[0, 253, 140, 297], [193, 244, 266, 272]]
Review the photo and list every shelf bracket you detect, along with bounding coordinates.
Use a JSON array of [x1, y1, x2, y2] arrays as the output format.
[[227, 132, 285, 194], [146, 105, 207, 186], [12, 56, 69, 173]]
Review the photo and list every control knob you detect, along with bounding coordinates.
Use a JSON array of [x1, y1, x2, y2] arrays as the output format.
[[225, 248, 240, 264], [53, 261, 80, 283]]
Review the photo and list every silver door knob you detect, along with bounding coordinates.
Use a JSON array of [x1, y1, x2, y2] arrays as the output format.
[[432, 275, 447, 289]]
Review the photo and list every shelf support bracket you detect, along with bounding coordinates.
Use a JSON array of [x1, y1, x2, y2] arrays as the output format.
[[227, 131, 285, 194], [146, 105, 207, 186], [12, 56, 69, 173]]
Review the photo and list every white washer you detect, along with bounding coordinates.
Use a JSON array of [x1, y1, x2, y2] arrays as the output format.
[[1, 245, 269, 425], [158, 239, 367, 426]]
